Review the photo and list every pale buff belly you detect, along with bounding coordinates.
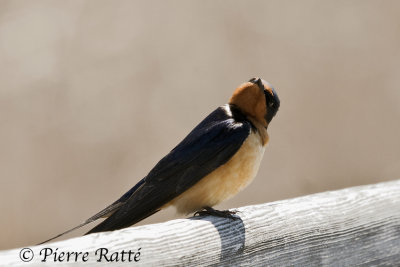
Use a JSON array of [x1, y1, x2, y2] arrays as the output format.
[[167, 131, 267, 214]]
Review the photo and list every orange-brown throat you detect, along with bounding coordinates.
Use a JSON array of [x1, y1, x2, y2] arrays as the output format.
[[229, 82, 269, 145], [229, 82, 268, 128]]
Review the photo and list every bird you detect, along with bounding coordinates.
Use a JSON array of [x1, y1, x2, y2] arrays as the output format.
[[39, 77, 280, 244]]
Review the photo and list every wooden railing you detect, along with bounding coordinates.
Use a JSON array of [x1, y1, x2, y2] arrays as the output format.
[[1, 180, 399, 266]]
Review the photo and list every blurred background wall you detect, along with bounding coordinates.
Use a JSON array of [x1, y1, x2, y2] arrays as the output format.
[[1, 0, 399, 249]]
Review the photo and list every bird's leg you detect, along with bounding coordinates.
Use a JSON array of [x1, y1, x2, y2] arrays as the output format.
[[194, 206, 238, 219]]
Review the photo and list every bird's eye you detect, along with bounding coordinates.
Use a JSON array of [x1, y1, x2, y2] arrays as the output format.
[[269, 102, 274, 108]]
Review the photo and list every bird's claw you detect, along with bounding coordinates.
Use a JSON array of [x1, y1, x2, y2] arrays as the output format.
[[194, 206, 238, 220]]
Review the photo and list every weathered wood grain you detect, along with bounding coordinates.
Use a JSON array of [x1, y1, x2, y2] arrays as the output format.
[[2, 180, 400, 266]]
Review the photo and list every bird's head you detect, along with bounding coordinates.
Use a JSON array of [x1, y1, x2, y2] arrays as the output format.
[[229, 78, 280, 128]]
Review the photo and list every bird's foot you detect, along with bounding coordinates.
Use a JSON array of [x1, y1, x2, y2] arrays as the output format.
[[194, 206, 238, 219]]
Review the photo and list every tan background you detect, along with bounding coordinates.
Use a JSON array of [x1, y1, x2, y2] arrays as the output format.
[[1, 0, 400, 250]]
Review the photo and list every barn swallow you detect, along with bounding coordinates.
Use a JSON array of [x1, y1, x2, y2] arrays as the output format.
[[40, 77, 280, 244]]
